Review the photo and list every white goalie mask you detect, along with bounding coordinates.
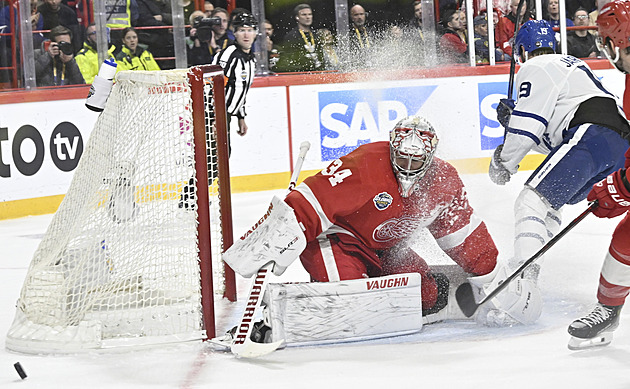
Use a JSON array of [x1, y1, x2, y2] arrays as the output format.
[[389, 116, 438, 197]]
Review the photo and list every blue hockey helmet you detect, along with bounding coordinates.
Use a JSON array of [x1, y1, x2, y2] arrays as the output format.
[[514, 19, 556, 59]]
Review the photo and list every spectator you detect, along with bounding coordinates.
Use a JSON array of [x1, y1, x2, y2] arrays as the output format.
[[473, 14, 510, 63], [565, 0, 596, 22], [0, 0, 44, 86], [208, 7, 233, 58], [37, 0, 82, 53], [439, 9, 468, 63], [180, 0, 195, 23], [75, 23, 115, 84], [187, 10, 219, 66], [211, 13, 256, 142], [317, 28, 339, 70], [408, 0, 438, 62], [34, 25, 85, 86], [203, 1, 214, 17], [544, 0, 575, 29], [137, 0, 172, 26], [409, 0, 428, 43], [113, 27, 161, 71], [496, 0, 531, 58], [566, 7, 599, 58], [349, 4, 373, 52], [104, 0, 140, 44], [264, 19, 280, 70], [276, 4, 323, 72], [136, 0, 174, 68]]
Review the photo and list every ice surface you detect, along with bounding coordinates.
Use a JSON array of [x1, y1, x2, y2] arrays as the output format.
[[2, 172, 630, 388]]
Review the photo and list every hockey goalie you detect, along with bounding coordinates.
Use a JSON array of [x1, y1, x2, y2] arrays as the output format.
[[222, 116, 542, 349]]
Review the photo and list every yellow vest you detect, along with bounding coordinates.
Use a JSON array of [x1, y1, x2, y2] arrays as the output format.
[[105, 0, 132, 29], [75, 43, 116, 84], [114, 45, 161, 71]]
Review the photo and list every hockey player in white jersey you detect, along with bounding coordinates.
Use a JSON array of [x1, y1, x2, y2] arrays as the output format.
[[490, 19, 630, 324]]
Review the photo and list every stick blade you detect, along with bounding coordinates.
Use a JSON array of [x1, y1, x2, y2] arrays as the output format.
[[231, 339, 284, 358], [455, 282, 479, 318]]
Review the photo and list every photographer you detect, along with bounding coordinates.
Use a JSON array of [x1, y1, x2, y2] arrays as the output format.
[[188, 7, 232, 65], [34, 25, 85, 87]]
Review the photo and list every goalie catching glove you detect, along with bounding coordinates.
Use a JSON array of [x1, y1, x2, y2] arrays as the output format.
[[587, 169, 630, 218], [223, 196, 307, 278], [468, 261, 542, 326]]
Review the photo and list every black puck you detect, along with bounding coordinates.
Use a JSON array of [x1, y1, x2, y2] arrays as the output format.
[[14, 362, 27, 380]]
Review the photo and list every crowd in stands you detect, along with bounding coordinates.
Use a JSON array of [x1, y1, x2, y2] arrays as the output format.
[[0, 0, 605, 89]]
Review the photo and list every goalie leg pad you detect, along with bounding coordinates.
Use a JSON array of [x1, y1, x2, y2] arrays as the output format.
[[223, 196, 307, 278], [264, 273, 423, 347]]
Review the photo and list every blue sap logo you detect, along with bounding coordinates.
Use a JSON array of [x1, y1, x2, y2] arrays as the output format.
[[478, 81, 509, 150], [318, 85, 437, 161]]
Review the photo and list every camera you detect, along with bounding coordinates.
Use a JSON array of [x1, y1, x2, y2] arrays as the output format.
[[192, 16, 221, 43], [57, 41, 74, 55]]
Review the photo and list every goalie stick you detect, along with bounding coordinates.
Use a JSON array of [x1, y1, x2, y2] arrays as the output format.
[[229, 141, 311, 358], [455, 201, 598, 318]]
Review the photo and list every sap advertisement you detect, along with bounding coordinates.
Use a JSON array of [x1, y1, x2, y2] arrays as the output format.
[[280, 68, 626, 174], [284, 75, 511, 173]]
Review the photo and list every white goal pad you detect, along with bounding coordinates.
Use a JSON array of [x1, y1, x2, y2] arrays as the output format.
[[264, 273, 423, 347]]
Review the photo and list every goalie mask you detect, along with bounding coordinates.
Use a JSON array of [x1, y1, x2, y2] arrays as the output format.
[[390, 116, 438, 198]]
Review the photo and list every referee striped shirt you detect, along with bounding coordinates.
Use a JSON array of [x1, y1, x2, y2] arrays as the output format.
[[212, 44, 256, 119]]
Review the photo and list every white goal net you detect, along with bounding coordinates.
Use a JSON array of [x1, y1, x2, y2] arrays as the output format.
[[6, 66, 234, 354]]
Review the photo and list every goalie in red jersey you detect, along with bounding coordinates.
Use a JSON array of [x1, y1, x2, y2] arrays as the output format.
[[223, 116, 542, 347]]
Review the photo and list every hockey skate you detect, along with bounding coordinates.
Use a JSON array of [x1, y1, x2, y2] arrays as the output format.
[[567, 303, 623, 350]]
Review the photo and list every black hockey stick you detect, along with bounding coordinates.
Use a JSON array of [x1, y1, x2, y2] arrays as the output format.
[[507, 0, 527, 101], [456, 201, 598, 318]]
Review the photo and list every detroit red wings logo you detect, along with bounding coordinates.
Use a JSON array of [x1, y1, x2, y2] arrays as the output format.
[[372, 215, 426, 242]]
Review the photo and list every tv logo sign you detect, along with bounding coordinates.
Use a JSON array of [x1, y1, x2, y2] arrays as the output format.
[[478, 81, 510, 150], [0, 122, 83, 177], [318, 85, 437, 161]]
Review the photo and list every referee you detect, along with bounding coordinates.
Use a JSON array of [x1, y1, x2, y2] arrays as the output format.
[[212, 12, 257, 139]]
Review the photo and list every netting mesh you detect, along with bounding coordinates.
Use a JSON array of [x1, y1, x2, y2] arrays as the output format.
[[6, 69, 225, 353]]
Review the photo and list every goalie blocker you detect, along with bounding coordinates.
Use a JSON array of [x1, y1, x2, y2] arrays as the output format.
[[223, 196, 306, 278]]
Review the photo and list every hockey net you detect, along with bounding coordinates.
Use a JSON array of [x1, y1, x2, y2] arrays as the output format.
[[6, 66, 236, 354]]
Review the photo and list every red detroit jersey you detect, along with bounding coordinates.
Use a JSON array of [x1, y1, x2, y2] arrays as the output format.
[[285, 142, 476, 252]]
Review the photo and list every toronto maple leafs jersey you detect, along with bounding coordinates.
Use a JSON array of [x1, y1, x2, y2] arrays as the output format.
[[501, 54, 626, 172]]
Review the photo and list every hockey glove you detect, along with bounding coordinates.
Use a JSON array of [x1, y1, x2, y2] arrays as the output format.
[[488, 145, 512, 185], [496, 98, 515, 129], [587, 169, 630, 218]]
